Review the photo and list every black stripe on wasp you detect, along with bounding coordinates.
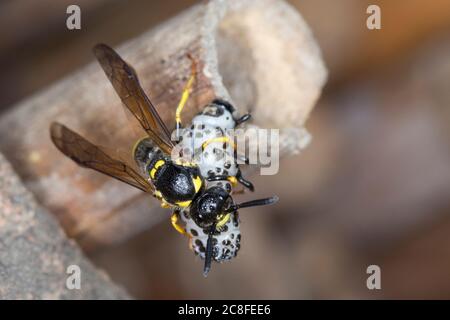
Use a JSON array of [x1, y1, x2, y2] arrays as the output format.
[[50, 44, 278, 276]]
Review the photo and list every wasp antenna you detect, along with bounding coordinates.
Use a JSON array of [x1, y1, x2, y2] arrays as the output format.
[[203, 225, 216, 277], [227, 195, 279, 213]]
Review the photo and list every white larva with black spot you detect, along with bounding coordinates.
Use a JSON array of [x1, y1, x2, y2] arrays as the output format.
[[180, 209, 241, 261], [175, 101, 242, 262]]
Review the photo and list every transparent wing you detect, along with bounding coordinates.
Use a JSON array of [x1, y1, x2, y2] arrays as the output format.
[[93, 43, 174, 155], [50, 122, 154, 193]]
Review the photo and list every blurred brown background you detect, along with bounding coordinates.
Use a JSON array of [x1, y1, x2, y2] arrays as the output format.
[[2, 0, 450, 299]]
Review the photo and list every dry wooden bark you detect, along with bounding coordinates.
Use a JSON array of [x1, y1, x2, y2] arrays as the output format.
[[0, 153, 129, 299], [0, 0, 326, 250]]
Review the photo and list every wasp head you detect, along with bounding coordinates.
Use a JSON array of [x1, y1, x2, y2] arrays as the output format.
[[190, 186, 232, 229], [189, 186, 279, 277]]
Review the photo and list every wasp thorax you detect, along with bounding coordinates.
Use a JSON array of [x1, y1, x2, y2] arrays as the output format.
[[190, 186, 232, 228]]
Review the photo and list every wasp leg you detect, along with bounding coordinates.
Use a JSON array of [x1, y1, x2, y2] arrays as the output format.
[[235, 113, 251, 126], [175, 54, 197, 137], [232, 147, 250, 165], [201, 136, 235, 152], [236, 153, 250, 165], [206, 175, 238, 187], [206, 172, 253, 191], [236, 169, 254, 192], [170, 210, 186, 235]]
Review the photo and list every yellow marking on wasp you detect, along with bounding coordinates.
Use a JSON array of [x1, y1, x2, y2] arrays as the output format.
[[174, 158, 196, 167], [201, 136, 236, 151], [193, 175, 203, 193], [227, 176, 238, 186], [150, 159, 165, 179], [175, 200, 192, 208], [154, 190, 162, 199], [161, 201, 171, 209], [175, 56, 197, 130], [171, 212, 186, 235], [216, 213, 231, 228], [154, 190, 171, 208]]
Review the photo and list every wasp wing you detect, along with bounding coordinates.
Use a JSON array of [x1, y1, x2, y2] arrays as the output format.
[[93, 43, 174, 155], [50, 122, 154, 193]]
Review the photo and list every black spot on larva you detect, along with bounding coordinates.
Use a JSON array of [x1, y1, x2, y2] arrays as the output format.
[[226, 117, 230, 120], [178, 136, 183, 142], [194, 147, 202, 156], [215, 167, 221, 173], [222, 170, 229, 176], [222, 225, 228, 232], [212, 238, 218, 246], [237, 234, 241, 242], [222, 240, 227, 245], [222, 143, 227, 149], [224, 162, 231, 169], [190, 124, 195, 130], [236, 244, 241, 251], [199, 245, 205, 253], [183, 148, 192, 156], [207, 170, 214, 177], [183, 211, 189, 219], [226, 184, 231, 192], [230, 233, 235, 239], [195, 239, 202, 247], [190, 229, 198, 236], [215, 150, 224, 161], [200, 124, 205, 129]]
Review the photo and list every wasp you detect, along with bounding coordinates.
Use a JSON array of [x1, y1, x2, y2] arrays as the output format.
[[50, 44, 278, 276]]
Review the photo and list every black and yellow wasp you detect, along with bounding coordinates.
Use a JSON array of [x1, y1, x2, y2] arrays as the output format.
[[50, 44, 277, 276]]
